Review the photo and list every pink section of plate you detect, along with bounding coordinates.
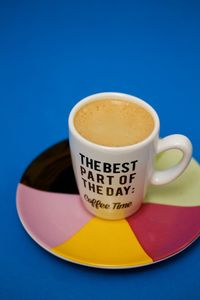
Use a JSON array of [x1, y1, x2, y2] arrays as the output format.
[[16, 184, 93, 248], [127, 203, 200, 261]]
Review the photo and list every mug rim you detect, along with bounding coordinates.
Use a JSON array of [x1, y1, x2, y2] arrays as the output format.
[[68, 92, 160, 152]]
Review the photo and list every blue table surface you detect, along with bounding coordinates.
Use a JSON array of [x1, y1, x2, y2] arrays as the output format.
[[1, 0, 200, 299]]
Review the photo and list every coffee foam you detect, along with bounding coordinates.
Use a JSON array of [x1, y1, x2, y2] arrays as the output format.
[[74, 99, 154, 147]]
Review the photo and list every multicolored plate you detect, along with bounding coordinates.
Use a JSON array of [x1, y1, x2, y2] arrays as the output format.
[[16, 140, 200, 269]]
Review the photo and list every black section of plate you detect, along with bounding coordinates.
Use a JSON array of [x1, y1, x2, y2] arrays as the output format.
[[21, 140, 79, 194]]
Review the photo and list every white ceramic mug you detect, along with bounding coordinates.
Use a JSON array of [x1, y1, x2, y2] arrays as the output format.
[[68, 92, 192, 220]]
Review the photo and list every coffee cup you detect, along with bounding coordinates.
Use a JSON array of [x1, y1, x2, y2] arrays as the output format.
[[68, 92, 192, 220]]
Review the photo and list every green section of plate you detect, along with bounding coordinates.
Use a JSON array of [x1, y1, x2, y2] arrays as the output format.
[[145, 150, 200, 206]]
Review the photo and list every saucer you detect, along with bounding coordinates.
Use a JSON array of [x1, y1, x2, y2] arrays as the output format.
[[16, 140, 200, 269]]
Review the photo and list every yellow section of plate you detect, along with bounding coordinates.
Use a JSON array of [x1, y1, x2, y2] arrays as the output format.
[[52, 217, 153, 268], [145, 150, 200, 206]]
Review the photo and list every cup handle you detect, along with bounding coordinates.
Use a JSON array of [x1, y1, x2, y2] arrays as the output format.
[[150, 134, 192, 185]]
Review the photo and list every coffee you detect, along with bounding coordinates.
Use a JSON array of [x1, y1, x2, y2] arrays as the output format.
[[74, 99, 154, 147]]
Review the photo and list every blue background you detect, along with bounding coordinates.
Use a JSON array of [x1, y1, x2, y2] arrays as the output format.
[[0, 0, 200, 299]]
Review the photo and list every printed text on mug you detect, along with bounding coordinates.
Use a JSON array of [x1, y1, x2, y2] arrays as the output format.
[[79, 153, 138, 204]]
